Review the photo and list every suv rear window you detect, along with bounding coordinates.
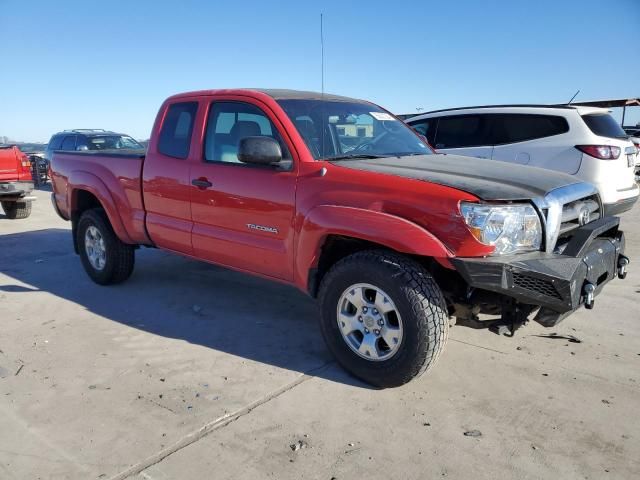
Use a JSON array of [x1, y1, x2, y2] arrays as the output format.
[[158, 102, 198, 158], [581, 113, 627, 139], [60, 136, 77, 150], [84, 135, 143, 150], [48, 135, 64, 150], [490, 114, 569, 144]]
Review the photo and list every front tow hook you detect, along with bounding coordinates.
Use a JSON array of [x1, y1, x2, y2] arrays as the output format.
[[617, 255, 629, 280], [583, 283, 596, 310]]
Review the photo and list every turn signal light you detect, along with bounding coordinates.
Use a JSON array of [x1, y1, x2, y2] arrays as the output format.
[[575, 145, 621, 160]]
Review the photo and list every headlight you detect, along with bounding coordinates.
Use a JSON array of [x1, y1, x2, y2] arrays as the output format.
[[460, 202, 542, 255]]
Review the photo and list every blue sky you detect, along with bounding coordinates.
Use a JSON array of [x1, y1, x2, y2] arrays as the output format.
[[1, 0, 639, 142]]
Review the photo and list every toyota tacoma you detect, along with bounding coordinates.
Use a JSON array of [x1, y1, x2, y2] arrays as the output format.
[[50, 89, 629, 387]]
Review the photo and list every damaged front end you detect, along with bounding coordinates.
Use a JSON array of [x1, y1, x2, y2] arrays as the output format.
[[447, 185, 629, 336]]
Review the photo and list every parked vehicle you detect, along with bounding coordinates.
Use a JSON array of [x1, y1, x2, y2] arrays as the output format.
[[50, 89, 629, 387], [0, 145, 35, 218], [45, 129, 145, 164], [406, 105, 639, 215], [23, 151, 49, 185]]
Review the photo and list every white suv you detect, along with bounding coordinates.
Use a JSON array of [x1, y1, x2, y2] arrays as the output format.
[[406, 105, 639, 215]]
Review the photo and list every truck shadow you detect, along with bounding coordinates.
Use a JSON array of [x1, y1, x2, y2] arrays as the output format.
[[0, 228, 371, 388]]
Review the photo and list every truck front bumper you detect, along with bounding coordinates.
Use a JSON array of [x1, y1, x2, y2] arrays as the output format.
[[451, 216, 627, 327]]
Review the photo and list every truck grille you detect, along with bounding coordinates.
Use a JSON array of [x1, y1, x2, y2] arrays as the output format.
[[558, 195, 600, 237], [536, 183, 602, 253], [512, 272, 562, 300]]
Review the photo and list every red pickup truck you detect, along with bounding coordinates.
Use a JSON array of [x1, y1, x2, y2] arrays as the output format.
[[0, 145, 35, 219], [51, 89, 629, 387]]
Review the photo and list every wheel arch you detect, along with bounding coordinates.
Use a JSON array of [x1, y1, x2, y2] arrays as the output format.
[[68, 172, 133, 253], [296, 205, 452, 296]]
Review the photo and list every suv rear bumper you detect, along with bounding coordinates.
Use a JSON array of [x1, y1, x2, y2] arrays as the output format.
[[0, 181, 35, 199], [603, 196, 638, 216], [451, 216, 626, 326]]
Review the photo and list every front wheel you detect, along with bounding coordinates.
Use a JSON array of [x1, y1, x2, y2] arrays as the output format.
[[318, 250, 449, 388], [77, 209, 135, 285]]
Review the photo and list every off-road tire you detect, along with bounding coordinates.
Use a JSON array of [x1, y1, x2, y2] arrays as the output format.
[[77, 209, 135, 285], [1, 200, 32, 219], [318, 250, 449, 388]]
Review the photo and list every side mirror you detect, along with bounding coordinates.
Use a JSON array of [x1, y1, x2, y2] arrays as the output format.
[[238, 136, 282, 165], [76, 145, 89, 151]]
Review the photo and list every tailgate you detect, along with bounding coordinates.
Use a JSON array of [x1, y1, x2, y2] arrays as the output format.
[[0, 147, 19, 181]]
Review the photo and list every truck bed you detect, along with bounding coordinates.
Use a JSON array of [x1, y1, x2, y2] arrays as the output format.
[[50, 149, 150, 245]]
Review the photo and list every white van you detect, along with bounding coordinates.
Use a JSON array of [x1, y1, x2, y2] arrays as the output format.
[[406, 105, 638, 215]]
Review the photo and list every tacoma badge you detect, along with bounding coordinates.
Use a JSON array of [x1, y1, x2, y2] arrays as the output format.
[[246, 223, 279, 234]]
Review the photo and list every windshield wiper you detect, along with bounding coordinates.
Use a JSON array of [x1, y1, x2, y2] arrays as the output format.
[[326, 153, 388, 161]]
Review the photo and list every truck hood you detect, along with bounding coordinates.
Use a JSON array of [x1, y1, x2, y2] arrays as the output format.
[[330, 154, 581, 201]]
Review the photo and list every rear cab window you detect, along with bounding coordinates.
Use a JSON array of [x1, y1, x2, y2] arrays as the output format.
[[581, 113, 627, 139], [158, 102, 198, 158]]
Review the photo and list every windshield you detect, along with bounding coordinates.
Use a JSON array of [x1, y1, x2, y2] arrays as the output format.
[[277, 99, 431, 160], [84, 135, 144, 150]]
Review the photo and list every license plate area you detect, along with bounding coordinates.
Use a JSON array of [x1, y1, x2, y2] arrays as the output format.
[[627, 154, 635, 167]]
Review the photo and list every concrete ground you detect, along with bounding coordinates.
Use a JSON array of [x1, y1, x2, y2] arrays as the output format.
[[1, 187, 639, 480]]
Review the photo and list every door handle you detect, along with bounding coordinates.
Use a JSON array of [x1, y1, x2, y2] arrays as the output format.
[[192, 178, 213, 189]]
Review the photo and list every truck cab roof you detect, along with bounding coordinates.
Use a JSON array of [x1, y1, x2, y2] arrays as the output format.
[[166, 88, 366, 104]]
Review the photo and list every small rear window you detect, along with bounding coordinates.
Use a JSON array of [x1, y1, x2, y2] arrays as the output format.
[[581, 114, 627, 139], [48, 135, 64, 150], [158, 102, 198, 158], [60, 136, 77, 150]]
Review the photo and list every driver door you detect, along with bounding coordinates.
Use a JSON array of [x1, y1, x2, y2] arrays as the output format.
[[190, 99, 297, 280]]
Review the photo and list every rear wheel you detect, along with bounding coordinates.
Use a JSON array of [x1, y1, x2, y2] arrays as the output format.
[[77, 209, 135, 285], [1, 200, 32, 219], [318, 250, 449, 388]]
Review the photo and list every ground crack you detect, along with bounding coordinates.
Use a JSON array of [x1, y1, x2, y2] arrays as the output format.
[[109, 361, 334, 480]]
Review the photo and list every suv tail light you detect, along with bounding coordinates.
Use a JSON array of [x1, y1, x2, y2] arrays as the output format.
[[575, 145, 621, 160]]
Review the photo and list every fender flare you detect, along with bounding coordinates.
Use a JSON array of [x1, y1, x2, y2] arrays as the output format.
[[68, 171, 133, 245], [294, 205, 452, 291]]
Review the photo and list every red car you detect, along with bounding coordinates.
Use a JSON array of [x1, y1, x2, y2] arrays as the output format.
[[0, 145, 35, 218], [50, 89, 629, 387]]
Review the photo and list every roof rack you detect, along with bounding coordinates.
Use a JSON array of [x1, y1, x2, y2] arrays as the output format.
[[63, 129, 108, 133], [418, 104, 576, 116]]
